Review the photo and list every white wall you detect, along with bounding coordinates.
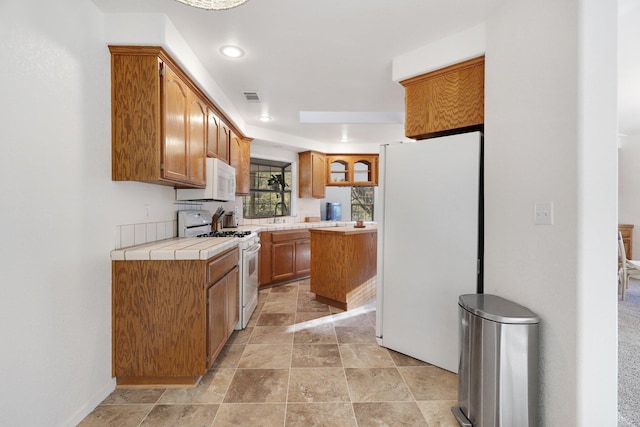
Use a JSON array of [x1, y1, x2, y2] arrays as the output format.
[[0, 1, 180, 425], [619, 134, 640, 255], [484, 1, 617, 426]]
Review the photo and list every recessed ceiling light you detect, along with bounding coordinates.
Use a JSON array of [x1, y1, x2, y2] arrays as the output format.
[[259, 115, 272, 122], [220, 45, 244, 58], [340, 136, 349, 143]]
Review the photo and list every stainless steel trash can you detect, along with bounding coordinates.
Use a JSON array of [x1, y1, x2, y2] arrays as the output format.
[[452, 294, 539, 427]]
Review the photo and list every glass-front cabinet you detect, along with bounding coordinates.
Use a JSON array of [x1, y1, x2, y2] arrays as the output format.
[[329, 157, 349, 185], [326, 154, 378, 186]]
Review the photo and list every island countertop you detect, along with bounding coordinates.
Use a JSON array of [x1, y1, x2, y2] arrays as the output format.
[[308, 225, 378, 236]]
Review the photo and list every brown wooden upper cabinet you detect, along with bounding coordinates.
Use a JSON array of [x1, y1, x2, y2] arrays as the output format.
[[206, 109, 230, 164], [217, 120, 231, 164], [229, 132, 251, 195], [326, 154, 378, 186], [402, 56, 484, 139], [110, 45, 251, 188], [298, 151, 326, 199], [109, 46, 207, 188]]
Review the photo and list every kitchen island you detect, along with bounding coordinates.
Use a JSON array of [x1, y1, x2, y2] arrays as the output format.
[[309, 225, 377, 310]]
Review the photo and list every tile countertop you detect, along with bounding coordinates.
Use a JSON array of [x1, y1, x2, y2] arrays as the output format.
[[111, 221, 376, 261]]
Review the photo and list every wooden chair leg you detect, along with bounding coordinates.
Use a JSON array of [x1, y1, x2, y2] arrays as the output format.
[[619, 270, 623, 299]]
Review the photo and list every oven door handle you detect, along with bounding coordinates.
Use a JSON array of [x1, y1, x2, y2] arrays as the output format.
[[245, 243, 262, 255]]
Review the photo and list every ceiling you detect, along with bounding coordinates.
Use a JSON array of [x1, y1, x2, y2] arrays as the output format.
[[92, 0, 639, 150]]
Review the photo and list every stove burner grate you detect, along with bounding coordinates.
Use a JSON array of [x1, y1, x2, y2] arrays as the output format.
[[198, 230, 253, 238]]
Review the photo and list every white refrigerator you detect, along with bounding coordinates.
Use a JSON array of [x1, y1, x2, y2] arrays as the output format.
[[375, 131, 483, 373]]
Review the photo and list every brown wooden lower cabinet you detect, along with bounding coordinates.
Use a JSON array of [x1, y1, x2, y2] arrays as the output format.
[[259, 229, 311, 287], [112, 247, 239, 386]]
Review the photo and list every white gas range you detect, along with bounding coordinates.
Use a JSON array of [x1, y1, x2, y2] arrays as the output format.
[[178, 210, 260, 330]]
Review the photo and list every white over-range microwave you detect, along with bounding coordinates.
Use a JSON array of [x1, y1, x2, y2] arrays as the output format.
[[176, 158, 236, 202]]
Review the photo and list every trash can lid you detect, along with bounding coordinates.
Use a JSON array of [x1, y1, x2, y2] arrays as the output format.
[[458, 294, 540, 324]]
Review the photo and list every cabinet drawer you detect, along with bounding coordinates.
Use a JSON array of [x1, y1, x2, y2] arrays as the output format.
[[207, 247, 239, 285], [271, 230, 310, 243]]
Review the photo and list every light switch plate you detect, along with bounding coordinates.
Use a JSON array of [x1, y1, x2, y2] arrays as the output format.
[[534, 201, 554, 225]]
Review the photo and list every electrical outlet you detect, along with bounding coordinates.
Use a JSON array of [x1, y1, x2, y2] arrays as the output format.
[[144, 204, 150, 219], [534, 201, 553, 225]]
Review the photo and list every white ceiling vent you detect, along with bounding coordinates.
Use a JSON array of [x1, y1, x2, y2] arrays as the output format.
[[242, 91, 261, 103]]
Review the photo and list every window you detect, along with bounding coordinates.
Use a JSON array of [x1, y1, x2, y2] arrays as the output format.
[[243, 158, 292, 218], [351, 186, 374, 221]]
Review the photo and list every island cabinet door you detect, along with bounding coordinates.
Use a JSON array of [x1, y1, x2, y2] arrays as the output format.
[[272, 242, 296, 281], [207, 278, 227, 369]]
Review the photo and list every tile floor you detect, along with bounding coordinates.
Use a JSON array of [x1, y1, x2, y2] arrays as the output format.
[[79, 279, 459, 427]]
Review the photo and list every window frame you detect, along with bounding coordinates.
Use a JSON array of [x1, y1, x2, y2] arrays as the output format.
[[350, 186, 374, 221], [243, 158, 292, 218]]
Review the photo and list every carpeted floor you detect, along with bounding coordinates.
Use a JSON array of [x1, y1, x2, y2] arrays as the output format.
[[619, 278, 640, 426]]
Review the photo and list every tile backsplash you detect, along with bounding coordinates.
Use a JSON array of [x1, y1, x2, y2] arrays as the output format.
[[115, 220, 177, 249]]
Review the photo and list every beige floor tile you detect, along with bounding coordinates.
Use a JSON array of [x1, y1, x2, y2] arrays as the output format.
[[398, 366, 458, 400], [288, 368, 350, 402], [223, 369, 289, 403], [258, 288, 271, 300], [330, 306, 346, 315], [212, 344, 245, 368], [158, 369, 235, 404], [387, 349, 432, 367], [295, 311, 333, 323], [365, 310, 376, 325], [345, 368, 413, 402], [297, 290, 317, 301], [77, 404, 153, 427], [297, 281, 311, 293], [352, 402, 429, 427], [291, 344, 342, 367], [249, 326, 295, 344], [246, 312, 260, 328], [225, 326, 254, 345], [266, 292, 298, 305], [335, 325, 377, 344], [293, 323, 338, 344], [139, 404, 219, 427], [286, 402, 357, 427], [213, 403, 286, 426], [297, 292, 332, 312], [270, 283, 299, 294], [417, 400, 460, 427], [100, 388, 165, 404], [262, 299, 298, 313], [238, 344, 293, 368], [257, 312, 296, 326], [339, 344, 395, 368], [332, 311, 373, 327]]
